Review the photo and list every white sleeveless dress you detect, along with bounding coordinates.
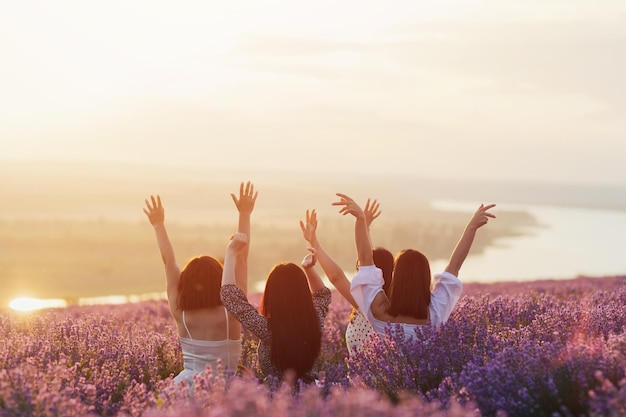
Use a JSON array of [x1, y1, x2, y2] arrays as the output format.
[[173, 308, 241, 384]]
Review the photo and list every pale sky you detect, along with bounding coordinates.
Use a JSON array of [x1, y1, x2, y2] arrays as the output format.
[[2, 0, 625, 185]]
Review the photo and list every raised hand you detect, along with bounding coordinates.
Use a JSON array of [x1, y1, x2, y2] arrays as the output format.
[[445, 203, 496, 277], [364, 198, 381, 227], [143, 195, 165, 226], [231, 181, 258, 215], [299, 209, 318, 245], [468, 204, 497, 230], [332, 193, 365, 219], [301, 247, 317, 269], [227, 232, 248, 254], [143, 194, 179, 309]]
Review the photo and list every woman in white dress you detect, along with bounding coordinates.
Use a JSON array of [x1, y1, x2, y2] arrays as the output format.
[[143, 182, 257, 385], [333, 193, 495, 340]]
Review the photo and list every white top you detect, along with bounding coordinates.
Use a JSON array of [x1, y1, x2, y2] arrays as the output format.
[[173, 309, 241, 384], [350, 265, 463, 339]]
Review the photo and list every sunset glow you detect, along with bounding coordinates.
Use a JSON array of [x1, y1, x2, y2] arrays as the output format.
[[2, 0, 625, 312], [9, 297, 68, 312], [2, 0, 625, 184], [0, 2, 624, 414]]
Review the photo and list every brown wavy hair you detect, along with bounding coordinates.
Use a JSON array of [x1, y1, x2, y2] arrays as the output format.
[[260, 262, 322, 381], [387, 249, 431, 319], [177, 255, 223, 310]]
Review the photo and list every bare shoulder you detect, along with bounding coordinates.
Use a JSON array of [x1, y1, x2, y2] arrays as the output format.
[[168, 300, 181, 320], [370, 291, 390, 321], [179, 307, 232, 340], [370, 292, 429, 325]]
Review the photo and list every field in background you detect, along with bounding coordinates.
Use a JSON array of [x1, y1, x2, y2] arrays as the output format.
[[0, 159, 593, 307]]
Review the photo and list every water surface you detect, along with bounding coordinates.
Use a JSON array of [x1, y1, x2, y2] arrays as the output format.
[[429, 200, 626, 282]]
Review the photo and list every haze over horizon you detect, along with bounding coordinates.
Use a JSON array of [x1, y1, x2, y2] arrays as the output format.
[[2, 1, 626, 186]]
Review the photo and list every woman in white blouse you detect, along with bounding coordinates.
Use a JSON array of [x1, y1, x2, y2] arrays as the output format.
[[332, 193, 496, 339]]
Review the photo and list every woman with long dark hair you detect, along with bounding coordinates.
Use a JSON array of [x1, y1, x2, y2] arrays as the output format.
[[220, 232, 331, 383], [333, 193, 495, 339]]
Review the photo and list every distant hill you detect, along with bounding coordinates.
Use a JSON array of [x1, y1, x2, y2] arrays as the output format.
[[1, 159, 624, 307]]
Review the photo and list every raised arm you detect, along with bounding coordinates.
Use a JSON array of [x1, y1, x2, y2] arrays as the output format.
[[143, 195, 181, 309], [333, 193, 373, 267], [445, 203, 496, 277], [300, 209, 357, 308], [301, 248, 326, 292], [222, 232, 249, 287], [364, 198, 381, 248], [230, 181, 258, 295]]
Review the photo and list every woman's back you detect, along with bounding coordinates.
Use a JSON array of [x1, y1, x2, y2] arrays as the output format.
[[174, 306, 239, 341], [351, 264, 462, 338], [144, 183, 257, 385], [174, 306, 241, 383]]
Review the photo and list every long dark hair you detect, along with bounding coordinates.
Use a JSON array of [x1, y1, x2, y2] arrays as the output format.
[[177, 256, 223, 310], [373, 247, 394, 295], [260, 262, 322, 381], [387, 249, 431, 319]]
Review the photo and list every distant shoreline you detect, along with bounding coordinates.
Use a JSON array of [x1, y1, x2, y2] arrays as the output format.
[[3, 159, 626, 308]]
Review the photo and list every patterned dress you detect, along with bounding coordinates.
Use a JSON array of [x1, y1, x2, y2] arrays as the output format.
[[220, 284, 331, 380], [345, 308, 376, 356]]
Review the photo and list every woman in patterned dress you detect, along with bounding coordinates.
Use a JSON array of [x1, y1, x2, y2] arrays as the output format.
[[220, 232, 331, 384]]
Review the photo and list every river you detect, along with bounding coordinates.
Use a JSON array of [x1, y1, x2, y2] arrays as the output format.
[[427, 199, 626, 282], [10, 199, 626, 310]]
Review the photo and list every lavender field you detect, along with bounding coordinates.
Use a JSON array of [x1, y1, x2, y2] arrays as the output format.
[[1, 276, 625, 417]]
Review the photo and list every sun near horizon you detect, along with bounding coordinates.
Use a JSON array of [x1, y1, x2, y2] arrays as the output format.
[[2, 0, 626, 309], [8, 297, 68, 312]]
